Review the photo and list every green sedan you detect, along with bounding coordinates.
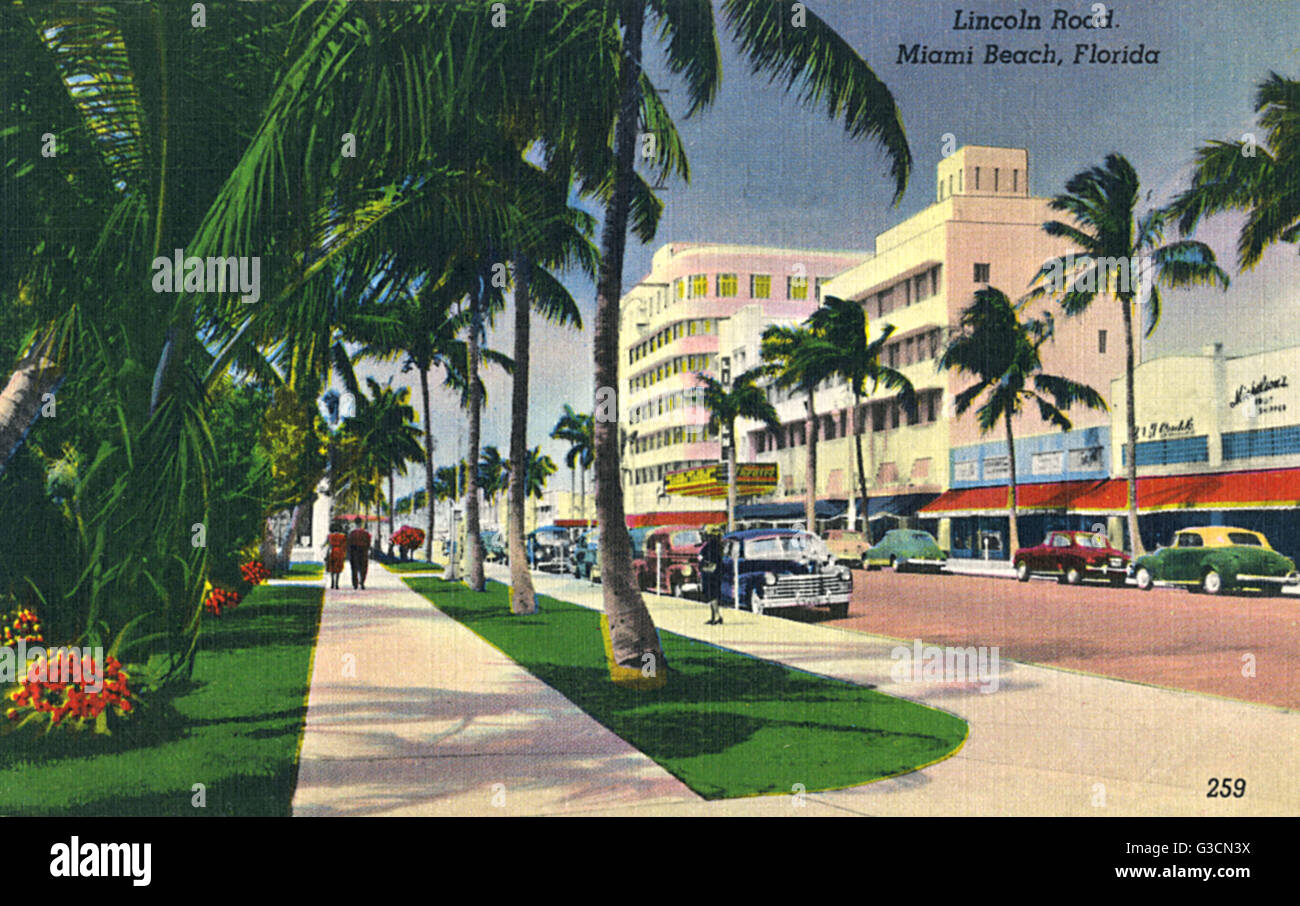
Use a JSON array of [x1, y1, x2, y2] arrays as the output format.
[[1132, 526, 1300, 595], [863, 529, 947, 573]]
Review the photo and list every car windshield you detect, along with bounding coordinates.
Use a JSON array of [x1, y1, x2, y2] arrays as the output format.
[[1227, 532, 1263, 546], [1074, 533, 1108, 549], [744, 532, 825, 559], [907, 532, 932, 542], [672, 531, 702, 547]]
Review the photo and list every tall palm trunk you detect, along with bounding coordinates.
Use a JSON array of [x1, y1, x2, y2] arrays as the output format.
[[509, 255, 538, 613], [387, 471, 395, 540], [726, 415, 738, 532], [465, 282, 485, 592], [594, 2, 664, 675], [419, 366, 436, 562], [804, 386, 818, 532], [852, 391, 869, 534], [0, 332, 64, 476], [1120, 293, 1143, 556], [1003, 411, 1020, 557]]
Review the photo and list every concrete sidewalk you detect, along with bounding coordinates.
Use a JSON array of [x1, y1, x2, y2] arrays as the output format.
[[291, 559, 1300, 816]]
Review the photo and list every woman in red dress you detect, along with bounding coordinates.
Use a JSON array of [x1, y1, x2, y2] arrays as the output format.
[[323, 521, 348, 589]]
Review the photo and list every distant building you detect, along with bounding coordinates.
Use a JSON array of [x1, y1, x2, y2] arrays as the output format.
[[618, 243, 871, 526]]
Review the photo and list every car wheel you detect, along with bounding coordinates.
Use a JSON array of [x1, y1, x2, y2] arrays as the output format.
[[670, 580, 682, 598], [1065, 565, 1083, 585], [889, 556, 899, 572], [1135, 567, 1154, 591], [1016, 561, 1031, 582], [861, 554, 870, 571], [828, 602, 849, 619], [1202, 569, 1225, 595]]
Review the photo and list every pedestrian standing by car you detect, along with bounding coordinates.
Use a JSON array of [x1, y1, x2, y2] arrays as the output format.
[[347, 518, 371, 590], [699, 529, 724, 625]]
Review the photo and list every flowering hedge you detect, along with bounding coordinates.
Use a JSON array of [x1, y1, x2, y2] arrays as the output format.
[[1, 608, 44, 646], [204, 586, 243, 617], [240, 560, 271, 586], [392, 526, 425, 553], [6, 652, 135, 732]]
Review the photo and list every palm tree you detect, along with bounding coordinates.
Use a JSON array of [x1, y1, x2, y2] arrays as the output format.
[[695, 368, 781, 531], [551, 405, 596, 524], [805, 295, 915, 533], [588, 0, 912, 675], [760, 324, 838, 531], [1026, 154, 1229, 555], [1168, 72, 1300, 270], [478, 445, 510, 511], [523, 445, 558, 529], [939, 287, 1110, 555]]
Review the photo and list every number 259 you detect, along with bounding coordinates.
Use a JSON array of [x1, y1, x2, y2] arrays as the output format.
[[1207, 778, 1246, 798]]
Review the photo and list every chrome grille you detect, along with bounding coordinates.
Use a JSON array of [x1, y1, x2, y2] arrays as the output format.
[[766, 574, 851, 600]]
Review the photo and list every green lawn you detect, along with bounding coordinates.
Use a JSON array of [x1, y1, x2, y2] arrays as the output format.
[[279, 561, 324, 579], [384, 560, 444, 573], [0, 583, 323, 816], [406, 577, 968, 800]]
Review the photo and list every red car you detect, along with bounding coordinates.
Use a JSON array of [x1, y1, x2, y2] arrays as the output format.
[[1013, 530, 1130, 586], [635, 525, 706, 597]]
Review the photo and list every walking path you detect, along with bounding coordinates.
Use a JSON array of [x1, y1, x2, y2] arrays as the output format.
[[292, 559, 1300, 816]]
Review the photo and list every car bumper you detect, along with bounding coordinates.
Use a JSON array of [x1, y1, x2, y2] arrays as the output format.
[[899, 557, 946, 570], [1236, 571, 1300, 586]]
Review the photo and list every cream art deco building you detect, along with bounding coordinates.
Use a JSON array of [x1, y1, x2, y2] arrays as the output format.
[[618, 243, 871, 526], [739, 146, 1125, 558]]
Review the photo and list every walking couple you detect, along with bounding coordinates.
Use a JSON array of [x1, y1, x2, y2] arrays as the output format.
[[324, 518, 371, 590]]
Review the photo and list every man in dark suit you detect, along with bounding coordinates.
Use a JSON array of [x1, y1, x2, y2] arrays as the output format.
[[347, 518, 371, 590]]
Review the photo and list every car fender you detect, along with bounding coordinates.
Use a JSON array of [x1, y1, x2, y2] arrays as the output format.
[[1202, 551, 1241, 578]]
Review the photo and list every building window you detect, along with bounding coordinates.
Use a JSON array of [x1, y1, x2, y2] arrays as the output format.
[[974, 262, 990, 283], [872, 403, 887, 432], [925, 391, 939, 422], [674, 278, 684, 299], [994, 167, 1000, 191], [690, 274, 707, 297], [974, 167, 981, 190], [891, 401, 900, 429], [717, 273, 738, 297], [1098, 329, 1108, 354], [815, 277, 828, 303], [948, 174, 954, 197], [931, 265, 941, 296], [877, 288, 892, 316], [1013, 169, 1019, 193], [750, 274, 771, 298], [788, 275, 809, 300]]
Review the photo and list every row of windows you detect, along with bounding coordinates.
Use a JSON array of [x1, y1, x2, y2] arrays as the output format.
[[869, 266, 942, 319], [750, 391, 943, 453], [672, 273, 825, 302], [629, 353, 717, 392], [936, 167, 1022, 202], [1122, 436, 1210, 467], [884, 328, 944, 369], [1222, 425, 1300, 461], [628, 319, 718, 365], [632, 426, 717, 456], [629, 387, 709, 424]]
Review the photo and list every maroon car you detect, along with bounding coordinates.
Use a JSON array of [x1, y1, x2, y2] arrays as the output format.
[[635, 525, 706, 597], [1013, 530, 1130, 586]]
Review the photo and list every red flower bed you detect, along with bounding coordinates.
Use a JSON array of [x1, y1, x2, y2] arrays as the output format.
[[240, 560, 271, 586], [6, 651, 134, 729], [392, 526, 426, 549], [1, 608, 43, 646], [204, 586, 243, 617]]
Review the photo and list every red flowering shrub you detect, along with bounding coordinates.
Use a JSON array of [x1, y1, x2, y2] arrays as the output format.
[[239, 560, 271, 586], [5, 651, 135, 731], [1, 608, 43, 646], [392, 526, 425, 550], [204, 586, 243, 617]]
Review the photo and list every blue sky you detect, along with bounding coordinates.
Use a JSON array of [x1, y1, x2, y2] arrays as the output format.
[[363, 0, 1300, 503]]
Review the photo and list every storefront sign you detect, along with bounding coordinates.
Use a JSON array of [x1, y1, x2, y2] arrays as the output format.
[[983, 455, 1010, 481], [1136, 417, 1195, 441]]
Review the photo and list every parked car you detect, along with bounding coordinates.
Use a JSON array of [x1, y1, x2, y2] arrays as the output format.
[[569, 528, 599, 581], [824, 530, 872, 568], [719, 528, 852, 618], [864, 529, 947, 572], [480, 530, 508, 563], [525, 525, 571, 572], [1014, 530, 1129, 585], [1131, 526, 1299, 595], [635, 525, 706, 597]]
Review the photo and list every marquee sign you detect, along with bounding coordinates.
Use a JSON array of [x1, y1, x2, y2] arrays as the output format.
[[663, 463, 779, 499]]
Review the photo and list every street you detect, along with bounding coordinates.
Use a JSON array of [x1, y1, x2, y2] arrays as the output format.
[[771, 568, 1300, 710]]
